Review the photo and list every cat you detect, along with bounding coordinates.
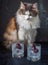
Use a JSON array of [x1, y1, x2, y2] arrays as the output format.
[[16, 2, 40, 44], [3, 2, 40, 49], [3, 16, 18, 49]]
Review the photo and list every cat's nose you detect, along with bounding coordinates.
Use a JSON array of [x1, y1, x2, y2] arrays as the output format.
[[25, 15, 29, 20], [27, 16, 32, 20]]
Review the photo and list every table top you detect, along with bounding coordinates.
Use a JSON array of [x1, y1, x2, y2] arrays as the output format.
[[9, 55, 48, 65], [0, 55, 47, 65]]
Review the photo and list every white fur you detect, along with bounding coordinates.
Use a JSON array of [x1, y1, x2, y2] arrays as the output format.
[[16, 14, 31, 30], [18, 27, 25, 40], [16, 11, 40, 42], [16, 12, 40, 29]]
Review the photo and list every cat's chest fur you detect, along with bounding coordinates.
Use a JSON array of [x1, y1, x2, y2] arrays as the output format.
[[16, 14, 40, 30]]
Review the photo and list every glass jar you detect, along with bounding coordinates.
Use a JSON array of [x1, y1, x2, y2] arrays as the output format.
[[27, 43, 41, 62], [12, 41, 24, 58]]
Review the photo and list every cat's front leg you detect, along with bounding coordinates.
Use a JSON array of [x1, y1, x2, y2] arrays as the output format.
[[27, 29, 37, 44], [18, 27, 25, 41], [31, 29, 37, 43]]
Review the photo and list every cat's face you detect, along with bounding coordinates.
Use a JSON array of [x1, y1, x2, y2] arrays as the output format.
[[17, 2, 39, 21]]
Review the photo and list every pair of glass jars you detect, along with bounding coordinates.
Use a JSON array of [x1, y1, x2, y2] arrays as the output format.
[[12, 41, 41, 62]]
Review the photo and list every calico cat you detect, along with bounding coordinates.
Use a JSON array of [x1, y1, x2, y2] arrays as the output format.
[[16, 2, 40, 43], [3, 2, 40, 49], [3, 16, 18, 49]]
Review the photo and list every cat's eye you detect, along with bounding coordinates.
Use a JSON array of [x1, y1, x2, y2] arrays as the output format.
[[24, 3, 27, 7], [32, 10, 38, 16], [20, 9, 25, 14]]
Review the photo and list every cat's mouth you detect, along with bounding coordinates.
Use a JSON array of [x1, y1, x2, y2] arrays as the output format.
[[27, 16, 33, 20], [26, 16, 33, 21], [24, 14, 33, 20]]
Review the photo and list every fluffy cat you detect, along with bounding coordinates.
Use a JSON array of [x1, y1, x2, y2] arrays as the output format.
[[3, 16, 18, 49], [3, 2, 40, 49], [16, 2, 40, 43]]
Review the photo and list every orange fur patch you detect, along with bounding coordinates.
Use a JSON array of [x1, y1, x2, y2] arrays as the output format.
[[3, 16, 18, 49], [6, 16, 17, 32]]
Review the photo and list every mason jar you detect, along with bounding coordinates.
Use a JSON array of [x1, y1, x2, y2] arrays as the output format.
[[27, 43, 41, 62], [12, 41, 24, 58]]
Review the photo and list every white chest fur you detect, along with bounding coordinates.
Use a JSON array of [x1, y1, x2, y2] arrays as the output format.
[[16, 13, 40, 41], [16, 13, 40, 30]]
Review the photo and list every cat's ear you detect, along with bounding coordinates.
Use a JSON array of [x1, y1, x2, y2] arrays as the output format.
[[32, 3, 39, 13], [32, 3, 38, 8], [20, 2, 25, 9]]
